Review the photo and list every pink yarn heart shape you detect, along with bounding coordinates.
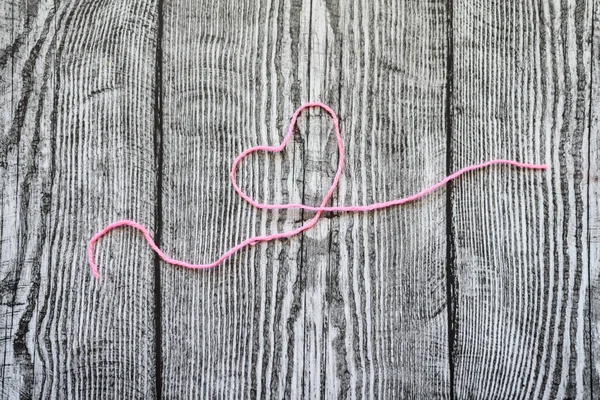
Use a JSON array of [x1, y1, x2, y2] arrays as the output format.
[[88, 102, 546, 279]]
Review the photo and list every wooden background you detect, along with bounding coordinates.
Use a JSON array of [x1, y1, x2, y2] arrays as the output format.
[[0, 0, 598, 398]]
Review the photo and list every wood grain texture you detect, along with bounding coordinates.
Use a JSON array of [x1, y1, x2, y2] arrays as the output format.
[[0, 0, 158, 397], [451, 0, 594, 398], [590, 1, 600, 394], [0, 0, 596, 398], [160, 0, 449, 398]]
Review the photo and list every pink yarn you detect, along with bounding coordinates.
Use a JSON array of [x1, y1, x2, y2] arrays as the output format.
[[88, 102, 547, 279]]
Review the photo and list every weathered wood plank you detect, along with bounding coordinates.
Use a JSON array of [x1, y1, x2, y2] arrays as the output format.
[[451, 0, 593, 398], [590, 0, 600, 394], [160, 0, 449, 398], [159, 2, 313, 397], [306, 1, 450, 398], [0, 1, 158, 397]]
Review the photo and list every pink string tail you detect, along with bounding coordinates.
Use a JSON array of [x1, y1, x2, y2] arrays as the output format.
[[88, 102, 547, 279]]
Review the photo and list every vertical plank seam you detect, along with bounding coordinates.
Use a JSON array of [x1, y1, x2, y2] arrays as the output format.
[[1, 0, 16, 393], [586, 1, 596, 398], [299, 0, 315, 396], [444, 0, 456, 398], [153, 0, 165, 397]]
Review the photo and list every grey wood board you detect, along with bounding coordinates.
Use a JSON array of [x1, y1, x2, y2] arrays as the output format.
[[451, 0, 595, 398], [159, 0, 449, 398], [0, 0, 597, 399], [0, 1, 158, 398]]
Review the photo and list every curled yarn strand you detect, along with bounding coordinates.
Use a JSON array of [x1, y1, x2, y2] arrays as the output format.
[[88, 102, 547, 279]]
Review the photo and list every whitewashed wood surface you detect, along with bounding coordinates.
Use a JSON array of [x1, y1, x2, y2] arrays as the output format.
[[0, 0, 598, 399]]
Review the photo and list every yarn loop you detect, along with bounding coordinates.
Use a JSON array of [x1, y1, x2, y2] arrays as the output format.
[[88, 102, 547, 279]]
